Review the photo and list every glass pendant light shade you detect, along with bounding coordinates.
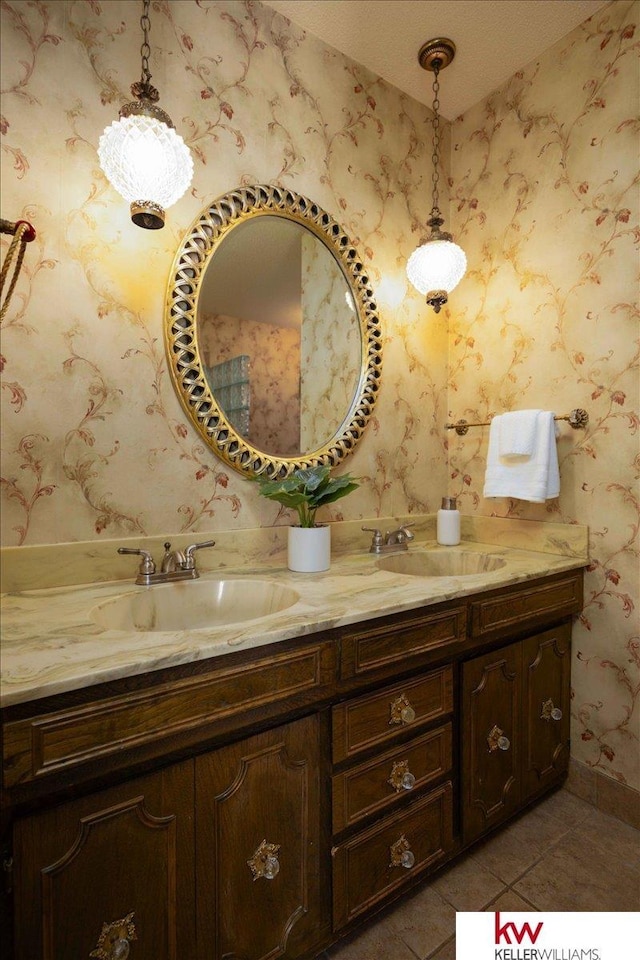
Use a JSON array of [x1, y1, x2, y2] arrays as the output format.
[[98, 0, 193, 229], [406, 238, 467, 308], [99, 113, 193, 229], [408, 37, 467, 313]]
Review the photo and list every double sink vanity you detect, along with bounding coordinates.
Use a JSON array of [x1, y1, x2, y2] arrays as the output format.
[[1, 516, 587, 960]]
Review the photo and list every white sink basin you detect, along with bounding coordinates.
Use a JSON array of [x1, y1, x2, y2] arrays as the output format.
[[92, 579, 300, 633], [377, 550, 506, 578]]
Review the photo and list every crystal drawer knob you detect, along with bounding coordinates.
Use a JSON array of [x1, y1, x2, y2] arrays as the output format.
[[400, 849, 415, 868], [263, 855, 280, 879], [389, 694, 416, 726], [402, 771, 417, 790], [388, 759, 416, 792], [390, 835, 415, 870], [497, 735, 510, 751]]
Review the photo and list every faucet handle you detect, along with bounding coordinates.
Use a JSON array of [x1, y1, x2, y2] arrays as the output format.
[[117, 547, 156, 576], [396, 523, 415, 541], [362, 526, 384, 550], [183, 539, 216, 569]]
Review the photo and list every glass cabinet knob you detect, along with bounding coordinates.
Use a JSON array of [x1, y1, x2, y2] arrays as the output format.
[[402, 771, 417, 790], [263, 854, 280, 880], [390, 835, 416, 870], [90, 912, 136, 960], [487, 724, 510, 752], [541, 698, 563, 721], [247, 839, 281, 881], [401, 704, 416, 724], [400, 849, 416, 869], [387, 759, 416, 792], [389, 693, 416, 726]]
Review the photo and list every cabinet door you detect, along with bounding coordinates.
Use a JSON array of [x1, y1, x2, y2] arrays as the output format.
[[12, 761, 195, 960], [196, 714, 327, 960], [462, 641, 521, 845], [521, 624, 571, 798]]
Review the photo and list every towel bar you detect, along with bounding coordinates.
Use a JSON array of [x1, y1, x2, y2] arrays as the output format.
[[446, 408, 589, 437]]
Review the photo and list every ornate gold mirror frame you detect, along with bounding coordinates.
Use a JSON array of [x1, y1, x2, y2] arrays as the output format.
[[164, 184, 382, 478]]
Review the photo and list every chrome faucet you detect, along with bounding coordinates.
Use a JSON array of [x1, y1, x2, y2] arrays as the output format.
[[362, 523, 415, 554], [118, 539, 216, 585]]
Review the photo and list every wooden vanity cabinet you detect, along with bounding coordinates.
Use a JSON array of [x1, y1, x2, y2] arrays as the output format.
[[195, 715, 329, 960], [461, 622, 572, 845], [2, 568, 582, 960], [9, 714, 327, 960], [11, 761, 196, 960]]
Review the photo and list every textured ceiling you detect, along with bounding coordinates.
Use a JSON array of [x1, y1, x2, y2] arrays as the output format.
[[263, 0, 609, 118]]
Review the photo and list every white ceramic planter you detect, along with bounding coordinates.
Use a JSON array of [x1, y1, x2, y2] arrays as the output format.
[[287, 525, 331, 573]]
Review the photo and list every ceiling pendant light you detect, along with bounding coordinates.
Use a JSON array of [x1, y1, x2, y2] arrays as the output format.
[[98, 0, 193, 230], [407, 38, 466, 313]]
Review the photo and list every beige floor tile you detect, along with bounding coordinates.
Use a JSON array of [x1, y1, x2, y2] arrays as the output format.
[[536, 788, 595, 827], [514, 831, 640, 911], [385, 882, 457, 959], [571, 805, 640, 874], [325, 915, 418, 960], [484, 889, 539, 911], [431, 855, 506, 911], [470, 805, 571, 883], [426, 936, 455, 960]]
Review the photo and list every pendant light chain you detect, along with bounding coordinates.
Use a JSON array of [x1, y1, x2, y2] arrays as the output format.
[[132, 0, 159, 103], [140, 0, 152, 87], [430, 61, 442, 221]]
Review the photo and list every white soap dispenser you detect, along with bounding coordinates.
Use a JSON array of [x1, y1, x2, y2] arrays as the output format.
[[437, 496, 461, 546]]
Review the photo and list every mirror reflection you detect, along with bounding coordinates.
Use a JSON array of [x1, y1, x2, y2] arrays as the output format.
[[197, 216, 361, 458]]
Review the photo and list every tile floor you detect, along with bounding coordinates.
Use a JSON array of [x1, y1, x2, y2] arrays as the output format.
[[320, 789, 640, 960]]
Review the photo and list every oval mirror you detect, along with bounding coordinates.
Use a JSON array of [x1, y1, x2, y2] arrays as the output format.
[[165, 185, 382, 478]]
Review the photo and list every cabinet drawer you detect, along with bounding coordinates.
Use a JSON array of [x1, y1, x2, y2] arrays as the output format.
[[3, 641, 335, 788], [332, 666, 453, 764], [341, 605, 465, 679], [332, 781, 453, 929], [332, 724, 452, 833], [470, 572, 582, 641]]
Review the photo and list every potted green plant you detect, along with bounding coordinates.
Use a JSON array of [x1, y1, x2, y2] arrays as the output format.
[[255, 464, 360, 571]]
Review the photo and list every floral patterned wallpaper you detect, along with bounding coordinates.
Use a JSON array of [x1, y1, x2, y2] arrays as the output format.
[[1, 0, 638, 791], [0, 0, 447, 543], [449, 1, 639, 789]]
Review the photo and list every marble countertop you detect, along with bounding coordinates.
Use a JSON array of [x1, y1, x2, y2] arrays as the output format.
[[0, 539, 586, 708]]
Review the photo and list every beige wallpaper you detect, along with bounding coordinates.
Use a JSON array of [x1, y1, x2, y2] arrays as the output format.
[[0, 0, 448, 542], [449, 1, 639, 790], [1, 0, 638, 791]]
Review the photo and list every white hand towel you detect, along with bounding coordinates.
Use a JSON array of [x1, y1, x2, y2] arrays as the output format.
[[498, 409, 542, 458], [483, 411, 560, 502]]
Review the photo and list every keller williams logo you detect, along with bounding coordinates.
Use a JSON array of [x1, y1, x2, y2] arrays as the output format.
[[495, 912, 544, 945]]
